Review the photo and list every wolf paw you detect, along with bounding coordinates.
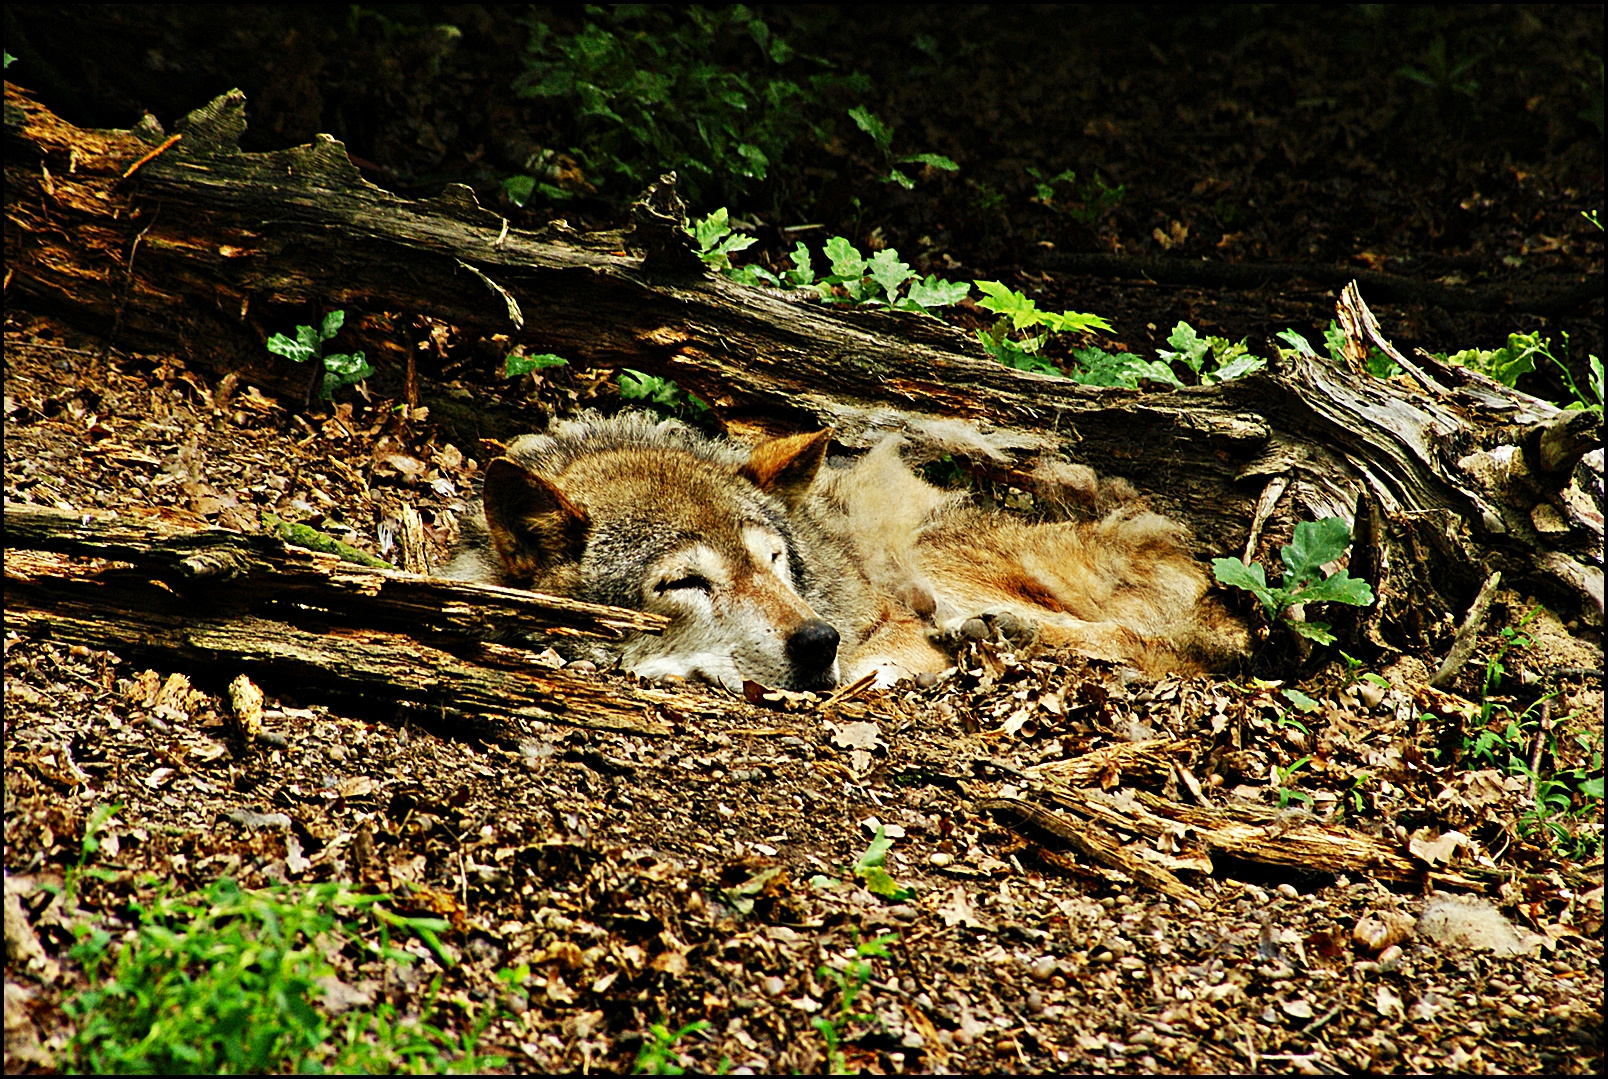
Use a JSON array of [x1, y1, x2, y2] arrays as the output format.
[[934, 610, 1039, 651]]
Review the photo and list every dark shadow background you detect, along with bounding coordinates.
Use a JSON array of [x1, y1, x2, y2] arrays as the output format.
[[6, 4, 1602, 390]]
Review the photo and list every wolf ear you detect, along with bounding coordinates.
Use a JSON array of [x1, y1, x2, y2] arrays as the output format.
[[740, 429, 831, 507], [482, 458, 589, 579]]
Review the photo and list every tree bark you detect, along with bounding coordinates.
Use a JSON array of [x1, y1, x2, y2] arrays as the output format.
[[4, 81, 1602, 658], [1, 508, 715, 739]]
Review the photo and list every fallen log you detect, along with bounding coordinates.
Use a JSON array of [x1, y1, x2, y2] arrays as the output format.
[[3, 505, 679, 737], [3, 503, 668, 641], [985, 763, 1493, 892], [3, 80, 1602, 660]]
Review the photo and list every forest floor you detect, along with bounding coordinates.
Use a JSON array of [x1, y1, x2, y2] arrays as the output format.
[[3, 314, 1603, 1073], [3, 4, 1605, 1075]]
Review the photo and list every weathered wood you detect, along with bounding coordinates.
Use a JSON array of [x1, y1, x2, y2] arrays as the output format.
[[979, 796, 1202, 903], [2, 503, 669, 641], [3, 548, 675, 738], [4, 81, 1601, 651], [1009, 763, 1492, 891]]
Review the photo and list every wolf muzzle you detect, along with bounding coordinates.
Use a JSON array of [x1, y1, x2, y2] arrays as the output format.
[[786, 619, 840, 683]]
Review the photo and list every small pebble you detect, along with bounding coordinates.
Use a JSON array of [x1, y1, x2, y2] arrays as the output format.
[[763, 976, 785, 996], [1277, 883, 1299, 900], [915, 671, 939, 688], [1028, 956, 1056, 981], [566, 660, 597, 672], [929, 851, 954, 867]]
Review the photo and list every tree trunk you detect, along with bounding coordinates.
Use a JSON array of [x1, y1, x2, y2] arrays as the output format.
[[4, 82, 1601, 660]]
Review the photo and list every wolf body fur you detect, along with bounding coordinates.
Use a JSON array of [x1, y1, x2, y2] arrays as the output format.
[[445, 412, 1246, 689]]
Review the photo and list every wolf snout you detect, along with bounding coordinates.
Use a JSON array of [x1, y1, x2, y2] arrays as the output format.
[[785, 619, 840, 677]]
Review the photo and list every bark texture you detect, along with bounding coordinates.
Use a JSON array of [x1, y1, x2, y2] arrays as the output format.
[[4, 82, 1602, 663], [3, 505, 688, 737]]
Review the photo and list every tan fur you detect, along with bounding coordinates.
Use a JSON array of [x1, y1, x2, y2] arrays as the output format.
[[810, 435, 1247, 679], [445, 412, 1247, 691]]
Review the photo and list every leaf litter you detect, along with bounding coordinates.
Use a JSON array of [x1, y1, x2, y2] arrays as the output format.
[[3, 314, 1603, 1073]]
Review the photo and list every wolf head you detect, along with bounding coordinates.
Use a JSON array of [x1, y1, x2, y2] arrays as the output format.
[[459, 414, 843, 692]]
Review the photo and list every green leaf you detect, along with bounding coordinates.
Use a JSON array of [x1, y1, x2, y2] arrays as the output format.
[[899, 152, 958, 171], [619, 368, 674, 404], [1292, 567, 1374, 608], [1275, 328, 1318, 357], [689, 207, 732, 252], [320, 310, 346, 342], [982, 333, 1056, 374], [726, 263, 780, 287], [1362, 673, 1391, 688], [883, 168, 915, 189], [264, 511, 392, 568], [867, 249, 913, 299], [1159, 322, 1210, 374], [851, 825, 916, 899], [1211, 557, 1275, 612], [1205, 353, 1268, 383], [711, 232, 758, 258], [847, 106, 892, 152], [1067, 347, 1181, 389], [903, 275, 970, 310], [1445, 333, 1540, 388], [1284, 618, 1337, 645], [265, 332, 317, 364], [784, 242, 815, 287], [857, 866, 904, 898], [1491, 332, 1542, 387], [823, 236, 868, 280], [319, 351, 372, 400], [855, 826, 893, 871], [857, 932, 899, 959], [505, 352, 568, 377], [1042, 310, 1114, 335], [502, 174, 536, 207], [973, 280, 1044, 330], [323, 351, 370, 380], [1282, 689, 1322, 713], [1366, 351, 1402, 378], [1280, 517, 1353, 588]]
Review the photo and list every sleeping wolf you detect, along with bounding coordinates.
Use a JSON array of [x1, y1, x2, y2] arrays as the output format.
[[445, 412, 1246, 690]]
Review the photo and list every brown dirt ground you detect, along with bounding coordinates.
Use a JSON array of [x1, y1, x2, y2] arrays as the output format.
[[3, 312, 1603, 1074]]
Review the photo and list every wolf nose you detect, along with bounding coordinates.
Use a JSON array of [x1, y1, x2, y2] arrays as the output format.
[[786, 619, 840, 674]]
